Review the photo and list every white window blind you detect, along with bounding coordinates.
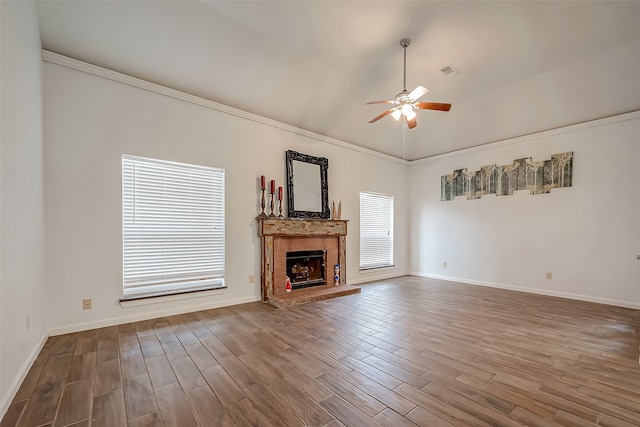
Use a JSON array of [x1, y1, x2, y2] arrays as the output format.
[[360, 192, 394, 269], [122, 155, 225, 298]]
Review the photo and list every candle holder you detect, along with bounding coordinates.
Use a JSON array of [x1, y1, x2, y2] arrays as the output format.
[[278, 198, 284, 218], [269, 191, 276, 218], [258, 188, 267, 218]]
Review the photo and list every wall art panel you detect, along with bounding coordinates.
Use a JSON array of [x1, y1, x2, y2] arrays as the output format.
[[441, 152, 573, 201]]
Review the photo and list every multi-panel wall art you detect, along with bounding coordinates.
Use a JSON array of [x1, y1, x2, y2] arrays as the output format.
[[441, 152, 573, 201]]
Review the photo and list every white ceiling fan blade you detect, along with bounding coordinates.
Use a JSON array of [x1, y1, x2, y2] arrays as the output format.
[[366, 100, 395, 105], [408, 85, 429, 101]]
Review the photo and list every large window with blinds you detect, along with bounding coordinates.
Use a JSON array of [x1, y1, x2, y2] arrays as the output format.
[[359, 191, 394, 270], [122, 155, 225, 299]]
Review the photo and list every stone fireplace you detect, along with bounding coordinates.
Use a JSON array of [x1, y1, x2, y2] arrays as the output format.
[[257, 218, 360, 306]]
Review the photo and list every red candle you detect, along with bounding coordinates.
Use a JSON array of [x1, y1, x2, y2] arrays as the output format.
[[270, 180, 275, 194], [278, 186, 283, 201], [260, 175, 266, 190]]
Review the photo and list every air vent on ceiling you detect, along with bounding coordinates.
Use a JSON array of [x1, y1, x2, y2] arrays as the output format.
[[440, 64, 460, 76]]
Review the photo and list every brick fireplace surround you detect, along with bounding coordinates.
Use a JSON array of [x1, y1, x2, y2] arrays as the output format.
[[257, 218, 361, 307]]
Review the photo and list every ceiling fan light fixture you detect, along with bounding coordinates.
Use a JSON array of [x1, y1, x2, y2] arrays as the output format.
[[391, 109, 402, 120], [405, 108, 416, 120], [401, 104, 415, 119]]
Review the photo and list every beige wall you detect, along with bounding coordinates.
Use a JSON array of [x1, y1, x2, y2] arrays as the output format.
[[41, 58, 410, 335], [0, 0, 47, 415], [409, 112, 640, 308]]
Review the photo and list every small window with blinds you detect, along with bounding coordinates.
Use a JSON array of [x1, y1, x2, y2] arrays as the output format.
[[122, 155, 225, 299], [360, 191, 394, 270]]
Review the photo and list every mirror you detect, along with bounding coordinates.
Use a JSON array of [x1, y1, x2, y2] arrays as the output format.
[[286, 150, 330, 219]]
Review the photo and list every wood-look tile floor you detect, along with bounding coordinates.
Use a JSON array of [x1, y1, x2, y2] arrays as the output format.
[[3, 276, 640, 427]]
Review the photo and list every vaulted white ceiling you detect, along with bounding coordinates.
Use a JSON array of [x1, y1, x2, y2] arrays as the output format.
[[35, 1, 640, 160]]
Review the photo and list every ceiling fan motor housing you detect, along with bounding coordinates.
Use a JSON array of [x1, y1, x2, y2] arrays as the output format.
[[394, 90, 412, 104]]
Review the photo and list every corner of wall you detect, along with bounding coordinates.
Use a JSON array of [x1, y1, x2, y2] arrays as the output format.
[[0, 334, 48, 417], [0, 0, 48, 419]]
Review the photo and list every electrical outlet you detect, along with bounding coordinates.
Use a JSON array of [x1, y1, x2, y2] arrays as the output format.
[[82, 299, 92, 310], [26, 316, 30, 330], [249, 274, 255, 284], [443, 261, 448, 268], [545, 272, 552, 280]]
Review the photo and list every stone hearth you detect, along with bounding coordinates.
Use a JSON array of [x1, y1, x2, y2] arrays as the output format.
[[257, 218, 360, 307]]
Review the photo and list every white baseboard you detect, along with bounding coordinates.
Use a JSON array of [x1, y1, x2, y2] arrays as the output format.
[[348, 270, 408, 285], [410, 272, 640, 310], [1, 333, 48, 419]]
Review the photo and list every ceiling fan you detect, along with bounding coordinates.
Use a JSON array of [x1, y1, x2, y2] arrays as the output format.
[[367, 38, 451, 129]]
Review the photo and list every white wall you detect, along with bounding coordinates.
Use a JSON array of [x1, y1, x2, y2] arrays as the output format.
[[0, 0, 48, 415], [409, 112, 640, 308], [42, 58, 409, 335]]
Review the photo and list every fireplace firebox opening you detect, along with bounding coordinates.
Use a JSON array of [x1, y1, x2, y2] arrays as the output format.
[[286, 250, 326, 290]]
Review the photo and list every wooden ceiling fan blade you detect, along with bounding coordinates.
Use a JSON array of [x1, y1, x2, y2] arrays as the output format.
[[408, 86, 428, 101], [406, 117, 417, 129], [416, 102, 452, 111], [366, 100, 394, 105], [369, 109, 394, 123]]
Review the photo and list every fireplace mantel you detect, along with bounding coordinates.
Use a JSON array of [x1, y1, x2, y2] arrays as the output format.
[[258, 218, 347, 237], [257, 218, 352, 305]]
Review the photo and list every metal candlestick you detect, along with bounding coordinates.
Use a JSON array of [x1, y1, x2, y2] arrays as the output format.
[[258, 189, 267, 218], [269, 192, 276, 218], [278, 198, 284, 218]]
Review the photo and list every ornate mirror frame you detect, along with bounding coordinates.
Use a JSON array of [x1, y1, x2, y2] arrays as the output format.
[[285, 150, 330, 219]]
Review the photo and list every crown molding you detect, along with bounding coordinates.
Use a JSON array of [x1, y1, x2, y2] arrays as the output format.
[[43, 50, 635, 168], [410, 109, 640, 165], [41, 50, 407, 165]]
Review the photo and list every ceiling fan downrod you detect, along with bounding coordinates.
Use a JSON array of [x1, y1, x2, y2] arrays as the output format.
[[400, 38, 410, 92]]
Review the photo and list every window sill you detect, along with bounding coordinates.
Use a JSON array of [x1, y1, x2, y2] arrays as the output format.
[[119, 285, 227, 308], [359, 264, 395, 272]]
